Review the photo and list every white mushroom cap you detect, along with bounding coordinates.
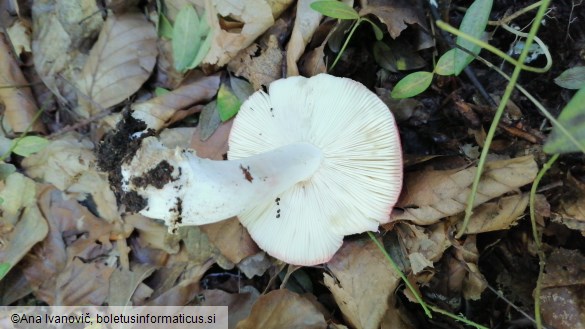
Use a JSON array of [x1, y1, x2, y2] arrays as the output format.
[[228, 74, 402, 265]]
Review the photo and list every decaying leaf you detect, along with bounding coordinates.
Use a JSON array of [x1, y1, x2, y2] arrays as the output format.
[[202, 287, 260, 328], [0, 33, 45, 133], [21, 133, 119, 221], [77, 13, 157, 117], [22, 186, 115, 305], [324, 238, 401, 329], [0, 173, 49, 277], [108, 263, 157, 306], [202, 0, 294, 67], [200, 218, 259, 265], [395, 222, 451, 272], [228, 35, 283, 90], [394, 155, 538, 225], [32, 0, 104, 106], [236, 289, 327, 329], [7, 19, 32, 56], [286, 0, 322, 76], [455, 194, 529, 234], [359, 0, 427, 39], [540, 248, 585, 329]]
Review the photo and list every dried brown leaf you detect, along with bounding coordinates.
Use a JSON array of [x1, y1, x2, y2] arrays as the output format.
[[228, 35, 283, 90], [236, 289, 326, 329], [540, 248, 585, 329], [394, 155, 538, 225], [286, 0, 322, 76], [455, 194, 529, 234], [191, 119, 233, 160], [200, 218, 259, 264], [130, 74, 220, 130], [22, 186, 115, 305], [108, 263, 157, 306], [359, 0, 426, 39], [0, 174, 48, 273], [147, 260, 214, 306], [0, 33, 45, 133], [203, 0, 294, 67], [77, 13, 157, 117], [324, 238, 401, 329], [202, 287, 260, 329], [21, 133, 119, 221], [32, 0, 104, 106]]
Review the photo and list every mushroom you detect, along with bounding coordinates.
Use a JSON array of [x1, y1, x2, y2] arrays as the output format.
[[121, 74, 402, 265]]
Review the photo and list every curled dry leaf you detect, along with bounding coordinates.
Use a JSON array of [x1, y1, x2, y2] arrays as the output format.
[[236, 289, 326, 329], [130, 74, 220, 130], [203, 0, 294, 67], [0, 173, 49, 275], [324, 238, 401, 329], [0, 33, 45, 133], [286, 0, 322, 76], [393, 155, 538, 225], [77, 13, 157, 117]]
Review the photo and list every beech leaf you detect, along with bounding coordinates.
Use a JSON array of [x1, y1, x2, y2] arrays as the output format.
[[77, 13, 157, 115]]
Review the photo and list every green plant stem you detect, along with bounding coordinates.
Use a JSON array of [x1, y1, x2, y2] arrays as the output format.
[[330, 19, 361, 71], [529, 153, 558, 329], [473, 54, 585, 153], [454, 0, 552, 239], [429, 306, 490, 329], [436, 20, 551, 73], [369, 232, 492, 328], [500, 22, 552, 70], [368, 231, 432, 317]]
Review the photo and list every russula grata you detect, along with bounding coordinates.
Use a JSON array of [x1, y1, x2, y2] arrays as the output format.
[[121, 74, 402, 265]]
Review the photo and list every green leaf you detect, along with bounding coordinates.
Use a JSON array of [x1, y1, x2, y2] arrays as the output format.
[[0, 262, 11, 281], [158, 14, 173, 39], [310, 1, 359, 20], [363, 18, 384, 40], [391, 71, 434, 99], [155, 87, 170, 96], [544, 87, 585, 154], [172, 5, 201, 72], [217, 84, 242, 122], [435, 49, 457, 76], [554, 66, 585, 90], [454, 0, 493, 75], [11, 136, 49, 157], [0, 162, 16, 180], [187, 29, 212, 70]]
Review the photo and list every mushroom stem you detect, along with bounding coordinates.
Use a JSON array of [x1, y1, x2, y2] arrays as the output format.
[[121, 137, 323, 229]]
